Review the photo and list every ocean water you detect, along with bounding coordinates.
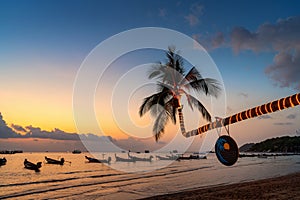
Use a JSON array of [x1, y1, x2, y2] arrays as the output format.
[[0, 152, 299, 199]]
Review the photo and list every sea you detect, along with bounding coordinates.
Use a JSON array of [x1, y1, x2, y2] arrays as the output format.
[[0, 152, 299, 200]]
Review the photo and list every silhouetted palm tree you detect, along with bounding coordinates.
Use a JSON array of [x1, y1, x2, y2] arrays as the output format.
[[139, 46, 221, 141]]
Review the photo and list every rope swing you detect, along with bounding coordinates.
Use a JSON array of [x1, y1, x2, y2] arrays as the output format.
[[188, 93, 300, 166]]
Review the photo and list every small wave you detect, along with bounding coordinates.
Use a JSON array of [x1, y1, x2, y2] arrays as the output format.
[[0, 177, 78, 188], [0, 165, 214, 199], [0, 172, 122, 188], [61, 170, 98, 174], [231, 161, 265, 168]]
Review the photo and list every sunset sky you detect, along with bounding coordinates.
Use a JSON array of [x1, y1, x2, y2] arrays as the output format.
[[1, 0, 300, 151]]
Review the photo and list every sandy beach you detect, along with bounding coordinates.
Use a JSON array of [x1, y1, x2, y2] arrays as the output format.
[[142, 172, 300, 200]]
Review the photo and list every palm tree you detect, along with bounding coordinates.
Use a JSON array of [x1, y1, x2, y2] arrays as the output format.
[[139, 46, 221, 141]]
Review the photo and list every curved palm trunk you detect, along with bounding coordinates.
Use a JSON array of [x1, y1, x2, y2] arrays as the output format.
[[177, 107, 199, 137], [182, 93, 300, 138]]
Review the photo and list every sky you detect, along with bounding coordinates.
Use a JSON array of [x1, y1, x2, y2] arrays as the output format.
[[0, 0, 300, 152]]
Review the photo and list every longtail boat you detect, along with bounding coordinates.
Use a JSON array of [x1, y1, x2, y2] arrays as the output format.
[[45, 156, 65, 165], [156, 154, 178, 161], [24, 159, 42, 171], [176, 154, 207, 160], [72, 150, 81, 154], [128, 153, 153, 162], [0, 157, 7, 166], [114, 153, 135, 162], [85, 156, 111, 164]]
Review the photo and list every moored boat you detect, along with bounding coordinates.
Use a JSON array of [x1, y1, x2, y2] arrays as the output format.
[[114, 153, 135, 162], [0, 157, 7, 166], [257, 154, 268, 158], [85, 156, 111, 164], [156, 155, 178, 161], [72, 150, 81, 154], [45, 156, 65, 165], [0, 150, 23, 154], [177, 153, 207, 160], [128, 153, 153, 162], [24, 159, 42, 171]]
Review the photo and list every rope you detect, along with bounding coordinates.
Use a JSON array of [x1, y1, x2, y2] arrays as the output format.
[[182, 93, 300, 138]]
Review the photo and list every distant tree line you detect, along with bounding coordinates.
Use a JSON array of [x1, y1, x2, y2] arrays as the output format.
[[245, 136, 300, 153]]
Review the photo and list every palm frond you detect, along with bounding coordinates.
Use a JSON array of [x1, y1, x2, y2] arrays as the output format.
[[153, 110, 169, 141], [139, 93, 165, 117], [186, 78, 221, 98], [139, 85, 173, 117], [139, 95, 154, 117], [204, 78, 222, 97], [178, 66, 201, 86], [148, 63, 165, 80], [184, 93, 212, 122], [166, 46, 185, 73], [138, 46, 223, 141], [180, 90, 194, 111], [174, 54, 184, 74], [184, 67, 202, 82], [164, 98, 177, 124], [149, 103, 165, 117]]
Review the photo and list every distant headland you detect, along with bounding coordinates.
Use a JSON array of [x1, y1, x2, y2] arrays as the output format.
[[239, 136, 300, 153]]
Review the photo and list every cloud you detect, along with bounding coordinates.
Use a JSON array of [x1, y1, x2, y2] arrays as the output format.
[[190, 3, 204, 15], [11, 124, 27, 132], [273, 122, 293, 126], [0, 112, 167, 152], [230, 17, 300, 53], [1, 112, 108, 142], [258, 115, 272, 120], [265, 50, 300, 90], [238, 92, 248, 98], [192, 34, 204, 49], [185, 3, 204, 26], [80, 133, 114, 142], [211, 32, 225, 49], [229, 16, 300, 90], [200, 16, 300, 90], [24, 126, 80, 140], [286, 114, 297, 119], [0, 113, 20, 138], [158, 8, 167, 18], [185, 14, 199, 26], [192, 32, 226, 50], [231, 27, 261, 53]]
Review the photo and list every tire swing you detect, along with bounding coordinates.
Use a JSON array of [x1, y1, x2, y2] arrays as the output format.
[[214, 118, 239, 166]]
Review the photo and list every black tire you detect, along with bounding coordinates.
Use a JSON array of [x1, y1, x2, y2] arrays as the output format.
[[215, 135, 239, 166]]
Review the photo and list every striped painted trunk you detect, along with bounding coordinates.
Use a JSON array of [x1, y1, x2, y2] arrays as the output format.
[[177, 107, 199, 137], [182, 93, 300, 138]]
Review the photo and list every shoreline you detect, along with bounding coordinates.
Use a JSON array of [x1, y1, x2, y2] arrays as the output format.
[[141, 172, 300, 200]]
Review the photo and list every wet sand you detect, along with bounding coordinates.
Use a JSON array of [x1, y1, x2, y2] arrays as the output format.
[[142, 172, 300, 200]]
